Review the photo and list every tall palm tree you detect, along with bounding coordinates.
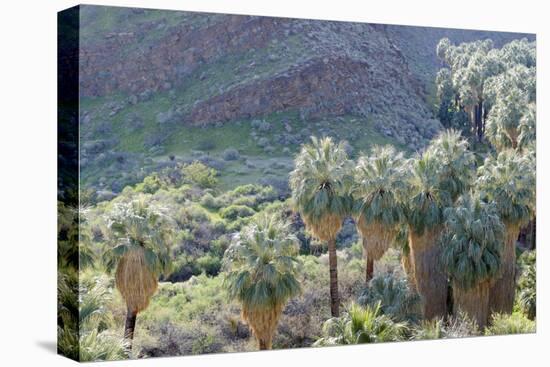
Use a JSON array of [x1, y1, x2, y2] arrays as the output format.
[[289, 136, 353, 317], [404, 130, 475, 319], [403, 152, 448, 319], [477, 149, 535, 314], [102, 199, 173, 351], [440, 191, 504, 328], [352, 145, 406, 282], [223, 214, 301, 350]]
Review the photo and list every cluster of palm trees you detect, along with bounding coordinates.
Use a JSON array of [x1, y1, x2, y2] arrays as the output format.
[[99, 128, 533, 353], [288, 131, 534, 329]]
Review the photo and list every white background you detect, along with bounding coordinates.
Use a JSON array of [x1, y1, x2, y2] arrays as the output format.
[[0, 0, 548, 365]]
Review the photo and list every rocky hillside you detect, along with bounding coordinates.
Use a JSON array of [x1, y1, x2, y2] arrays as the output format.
[[77, 5, 531, 195]]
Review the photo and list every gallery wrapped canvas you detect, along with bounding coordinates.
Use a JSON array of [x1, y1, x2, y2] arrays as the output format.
[[58, 4, 536, 362]]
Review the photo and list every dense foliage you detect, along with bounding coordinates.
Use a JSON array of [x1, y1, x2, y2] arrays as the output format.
[[440, 192, 504, 290], [58, 36, 536, 361]]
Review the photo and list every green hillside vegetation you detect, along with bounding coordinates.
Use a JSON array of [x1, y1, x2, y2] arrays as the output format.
[[58, 33, 536, 361]]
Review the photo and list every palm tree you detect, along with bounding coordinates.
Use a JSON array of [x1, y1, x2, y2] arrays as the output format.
[[403, 152, 448, 319], [477, 149, 535, 314], [352, 145, 406, 282], [102, 199, 173, 351], [404, 130, 475, 319], [440, 191, 504, 328], [289, 136, 353, 316], [223, 214, 301, 350]]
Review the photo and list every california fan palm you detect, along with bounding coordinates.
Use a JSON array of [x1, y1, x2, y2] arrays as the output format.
[[352, 145, 406, 282], [440, 191, 504, 327], [102, 198, 173, 351], [223, 214, 301, 350], [477, 149, 535, 314], [404, 130, 474, 319], [289, 136, 353, 316]]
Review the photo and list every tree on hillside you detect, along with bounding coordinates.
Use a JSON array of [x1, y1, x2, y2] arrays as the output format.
[[477, 149, 535, 315], [484, 65, 536, 151], [102, 199, 173, 352], [440, 191, 504, 328], [435, 38, 535, 142], [436, 38, 500, 141], [289, 136, 353, 316], [352, 145, 406, 282], [223, 214, 301, 350], [404, 130, 474, 319]]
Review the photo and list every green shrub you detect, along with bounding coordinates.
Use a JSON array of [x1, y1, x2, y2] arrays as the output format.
[[219, 204, 255, 221], [182, 161, 218, 188], [196, 254, 222, 276], [200, 193, 222, 210], [485, 313, 536, 335], [135, 174, 163, 194]]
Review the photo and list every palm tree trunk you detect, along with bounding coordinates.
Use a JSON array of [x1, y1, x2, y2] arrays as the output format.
[[453, 281, 491, 329], [489, 223, 520, 315], [328, 238, 340, 317], [408, 228, 447, 320], [124, 307, 138, 352], [258, 338, 272, 350], [363, 237, 374, 283]]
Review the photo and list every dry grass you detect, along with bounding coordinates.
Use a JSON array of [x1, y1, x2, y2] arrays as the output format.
[[115, 248, 158, 313]]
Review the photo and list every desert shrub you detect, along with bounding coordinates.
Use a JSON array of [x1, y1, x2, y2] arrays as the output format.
[[412, 319, 445, 340], [220, 184, 278, 209], [411, 311, 479, 340], [219, 205, 256, 221], [485, 313, 536, 335], [134, 173, 164, 194], [314, 303, 407, 346], [516, 250, 536, 319], [141, 322, 223, 357], [222, 148, 240, 161], [196, 254, 222, 276], [358, 272, 421, 323], [175, 204, 210, 227], [167, 255, 200, 282], [444, 311, 480, 338], [200, 193, 223, 210], [182, 161, 218, 188]]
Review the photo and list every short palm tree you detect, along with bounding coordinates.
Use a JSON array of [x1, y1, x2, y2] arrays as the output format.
[[440, 191, 504, 328], [313, 302, 407, 346], [477, 149, 535, 314], [404, 130, 475, 319], [102, 199, 173, 351], [352, 145, 406, 282], [290, 136, 353, 316], [223, 214, 301, 350]]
